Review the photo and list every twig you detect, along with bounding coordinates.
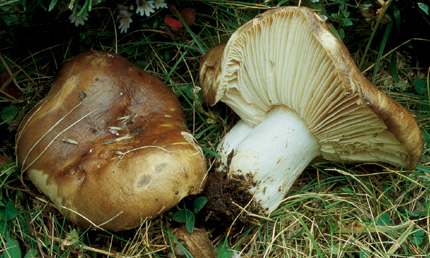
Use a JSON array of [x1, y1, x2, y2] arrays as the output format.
[[115, 145, 170, 161], [60, 206, 123, 231], [231, 201, 274, 222], [21, 107, 100, 176], [0, 53, 24, 93]]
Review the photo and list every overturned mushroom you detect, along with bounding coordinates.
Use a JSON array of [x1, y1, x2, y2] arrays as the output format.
[[199, 7, 423, 214], [16, 51, 207, 231]]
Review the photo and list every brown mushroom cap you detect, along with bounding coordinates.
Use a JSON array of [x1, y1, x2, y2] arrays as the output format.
[[199, 6, 423, 169], [16, 51, 207, 231]]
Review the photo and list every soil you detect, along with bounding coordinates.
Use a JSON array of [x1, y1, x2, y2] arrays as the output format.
[[195, 168, 260, 237]]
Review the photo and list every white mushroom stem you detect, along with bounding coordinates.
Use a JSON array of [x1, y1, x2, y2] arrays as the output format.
[[217, 107, 321, 214]]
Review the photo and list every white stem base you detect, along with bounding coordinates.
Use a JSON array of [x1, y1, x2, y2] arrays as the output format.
[[218, 107, 321, 214]]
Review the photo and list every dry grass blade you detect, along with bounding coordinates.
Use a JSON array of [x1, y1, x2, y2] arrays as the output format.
[[38, 233, 129, 257], [20, 106, 100, 175]]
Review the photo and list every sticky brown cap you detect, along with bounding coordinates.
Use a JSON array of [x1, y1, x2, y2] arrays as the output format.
[[16, 51, 207, 231]]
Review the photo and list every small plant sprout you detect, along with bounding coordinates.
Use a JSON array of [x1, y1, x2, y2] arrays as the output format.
[[136, 0, 155, 17], [172, 196, 207, 233]]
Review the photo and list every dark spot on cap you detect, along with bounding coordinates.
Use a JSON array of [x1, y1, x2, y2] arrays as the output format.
[[155, 163, 168, 172], [138, 175, 152, 187], [79, 91, 87, 100], [130, 128, 143, 133]]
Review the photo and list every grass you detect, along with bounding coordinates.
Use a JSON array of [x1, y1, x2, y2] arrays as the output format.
[[1, 0, 430, 257]]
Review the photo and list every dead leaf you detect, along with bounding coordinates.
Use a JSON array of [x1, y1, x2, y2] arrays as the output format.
[[180, 8, 195, 26], [165, 6, 196, 29], [165, 15, 183, 29], [172, 227, 217, 258]]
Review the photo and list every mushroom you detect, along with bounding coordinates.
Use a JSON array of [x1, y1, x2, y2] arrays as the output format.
[[16, 51, 207, 231], [199, 7, 423, 214]]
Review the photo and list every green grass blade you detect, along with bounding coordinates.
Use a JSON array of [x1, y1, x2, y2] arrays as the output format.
[[372, 20, 393, 84], [296, 214, 324, 258], [359, 0, 394, 71]]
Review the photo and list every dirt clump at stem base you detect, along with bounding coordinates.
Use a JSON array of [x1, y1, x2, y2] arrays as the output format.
[[196, 169, 261, 237]]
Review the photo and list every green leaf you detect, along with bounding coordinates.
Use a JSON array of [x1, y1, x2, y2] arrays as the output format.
[[0, 106, 19, 124], [172, 209, 191, 223], [216, 239, 234, 258], [0, 201, 18, 221], [193, 196, 207, 214], [135, 60, 149, 69], [24, 249, 39, 258], [418, 2, 430, 16], [172, 209, 195, 232], [414, 78, 428, 95], [342, 18, 353, 27], [185, 214, 195, 233], [6, 201, 18, 221], [411, 209, 425, 217], [2, 238, 21, 258], [185, 84, 195, 100], [412, 229, 426, 245], [48, 0, 58, 11], [376, 213, 391, 226]]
